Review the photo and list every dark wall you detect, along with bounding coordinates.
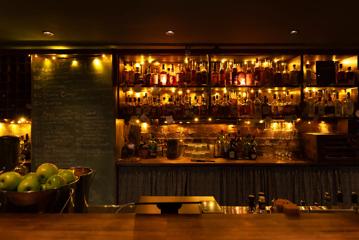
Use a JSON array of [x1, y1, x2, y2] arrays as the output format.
[[31, 55, 115, 204]]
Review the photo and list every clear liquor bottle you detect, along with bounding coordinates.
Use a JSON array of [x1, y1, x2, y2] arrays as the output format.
[[334, 92, 343, 117], [324, 94, 335, 117], [343, 92, 354, 117], [219, 62, 226, 86]]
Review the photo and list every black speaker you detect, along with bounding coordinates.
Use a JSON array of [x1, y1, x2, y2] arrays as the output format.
[[316, 61, 336, 86]]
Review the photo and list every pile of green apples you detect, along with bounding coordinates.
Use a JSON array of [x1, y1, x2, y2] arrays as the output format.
[[0, 163, 77, 192]]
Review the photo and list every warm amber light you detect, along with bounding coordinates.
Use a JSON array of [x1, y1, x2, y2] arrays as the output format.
[[17, 117, 26, 124], [178, 90, 183, 95], [208, 117, 212, 122], [194, 117, 199, 122], [93, 58, 102, 68], [71, 60, 79, 67], [44, 58, 51, 67], [135, 119, 140, 124], [259, 120, 264, 124], [52, 56, 56, 60]]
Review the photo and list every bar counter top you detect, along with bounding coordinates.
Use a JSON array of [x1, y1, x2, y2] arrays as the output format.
[[1, 213, 359, 240], [116, 156, 358, 166]]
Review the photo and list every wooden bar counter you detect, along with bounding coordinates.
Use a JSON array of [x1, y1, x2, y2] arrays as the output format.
[[0, 213, 359, 240]]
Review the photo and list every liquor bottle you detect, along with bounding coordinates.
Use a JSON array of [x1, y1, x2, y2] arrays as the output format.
[[346, 67, 355, 85], [178, 64, 186, 86], [219, 62, 226, 86], [273, 62, 282, 86], [225, 62, 232, 86], [228, 135, 237, 160], [214, 136, 222, 157], [134, 66, 141, 84], [315, 96, 325, 117], [122, 62, 130, 84], [196, 64, 202, 85], [334, 92, 342, 117], [128, 62, 135, 85], [282, 64, 289, 85], [305, 63, 313, 86], [277, 94, 284, 116], [144, 66, 151, 86], [232, 64, 238, 85], [337, 64, 346, 84], [171, 64, 177, 86], [211, 62, 219, 86], [191, 61, 197, 85], [253, 59, 261, 86], [289, 64, 299, 85], [238, 63, 246, 85], [167, 67, 172, 85], [185, 62, 192, 85], [245, 63, 253, 86], [324, 94, 335, 117], [152, 68, 159, 86], [253, 91, 262, 119], [271, 94, 279, 117], [263, 60, 274, 86], [343, 92, 354, 116], [306, 91, 316, 118], [261, 96, 271, 118], [160, 64, 167, 86], [201, 62, 208, 85]]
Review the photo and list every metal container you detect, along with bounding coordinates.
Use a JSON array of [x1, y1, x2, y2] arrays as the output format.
[[70, 167, 95, 213]]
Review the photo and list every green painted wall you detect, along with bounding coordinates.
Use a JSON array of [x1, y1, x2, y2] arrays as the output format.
[[31, 55, 115, 204]]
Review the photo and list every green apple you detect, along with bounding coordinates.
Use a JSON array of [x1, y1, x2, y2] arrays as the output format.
[[45, 175, 65, 190], [23, 172, 39, 180], [58, 169, 76, 184], [36, 163, 59, 184], [0, 171, 23, 191], [17, 177, 41, 192]]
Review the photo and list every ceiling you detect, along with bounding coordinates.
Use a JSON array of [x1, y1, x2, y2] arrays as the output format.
[[0, 0, 359, 49]]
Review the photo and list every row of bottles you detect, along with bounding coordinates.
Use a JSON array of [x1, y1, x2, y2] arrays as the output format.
[[214, 130, 257, 160], [120, 60, 301, 87], [211, 90, 299, 118], [211, 60, 300, 87], [119, 89, 300, 119], [121, 61, 208, 86], [303, 90, 355, 118], [119, 91, 208, 119]]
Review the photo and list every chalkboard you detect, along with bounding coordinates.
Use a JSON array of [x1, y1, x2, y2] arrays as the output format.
[[32, 55, 115, 204]]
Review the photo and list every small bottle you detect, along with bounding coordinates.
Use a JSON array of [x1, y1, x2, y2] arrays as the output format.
[[219, 62, 226, 86], [238, 63, 246, 85], [232, 64, 238, 85], [201, 63, 208, 85]]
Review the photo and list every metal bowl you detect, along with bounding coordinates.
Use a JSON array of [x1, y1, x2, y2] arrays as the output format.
[[0, 177, 79, 212]]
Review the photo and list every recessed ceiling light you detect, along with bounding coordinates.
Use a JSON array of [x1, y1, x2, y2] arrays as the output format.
[[165, 30, 175, 37], [290, 30, 298, 35], [42, 30, 55, 37]]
